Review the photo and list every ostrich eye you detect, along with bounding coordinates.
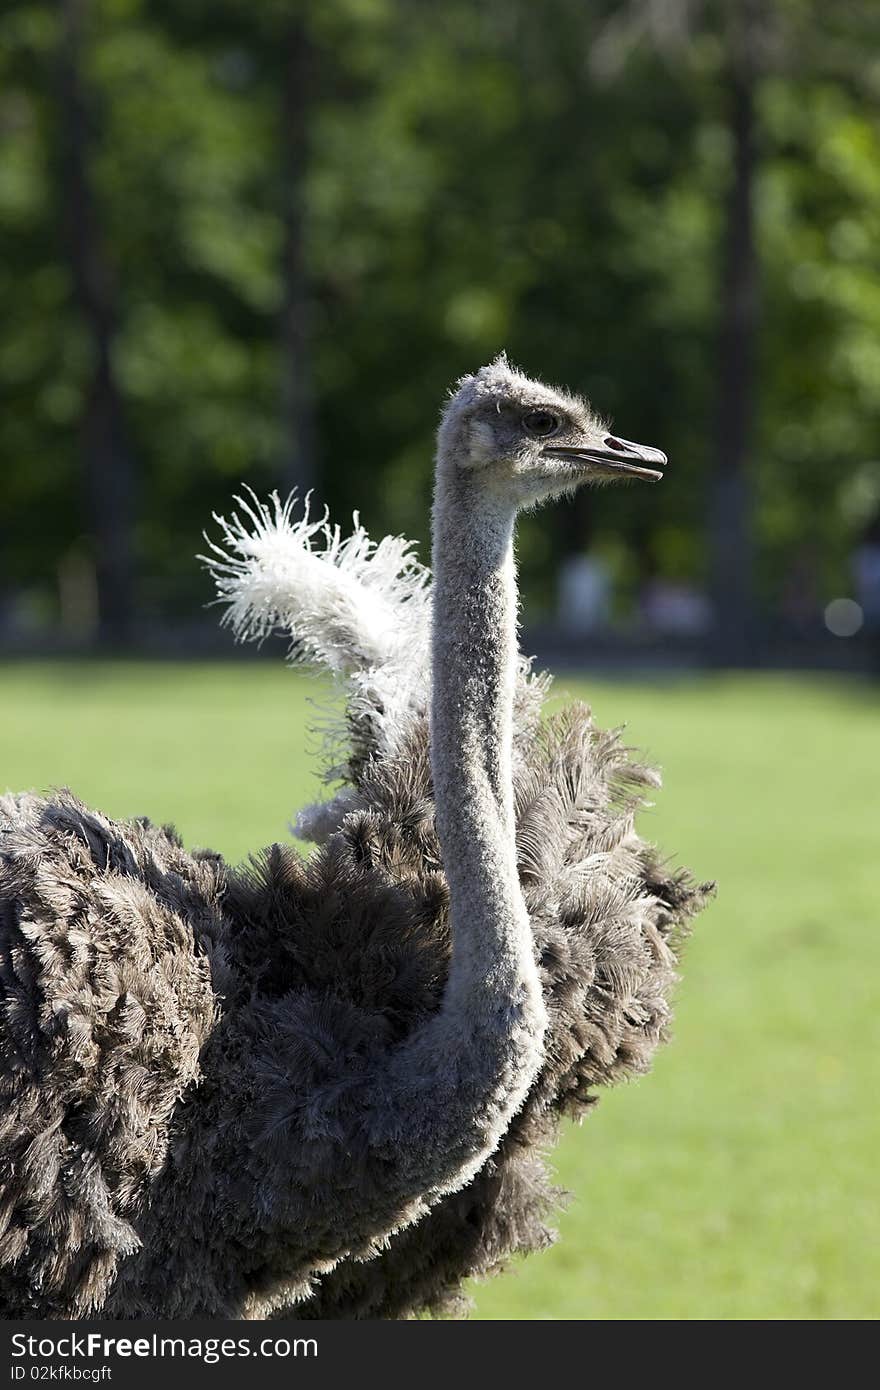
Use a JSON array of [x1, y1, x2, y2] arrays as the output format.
[[522, 409, 562, 438]]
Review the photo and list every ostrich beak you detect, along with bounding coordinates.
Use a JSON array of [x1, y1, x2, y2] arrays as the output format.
[[543, 436, 667, 482]]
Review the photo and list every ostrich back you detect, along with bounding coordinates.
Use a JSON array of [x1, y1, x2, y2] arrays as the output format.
[[0, 706, 708, 1319]]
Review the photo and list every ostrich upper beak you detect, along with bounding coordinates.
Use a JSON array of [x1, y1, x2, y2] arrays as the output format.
[[543, 435, 667, 482]]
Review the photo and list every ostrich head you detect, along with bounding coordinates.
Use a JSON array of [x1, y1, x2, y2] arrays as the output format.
[[437, 354, 666, 507]]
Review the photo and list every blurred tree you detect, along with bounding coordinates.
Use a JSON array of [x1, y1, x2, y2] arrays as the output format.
[[710, 0, 762, 663], [591, 0, 764, 659], [591, 0, 880, 648], [278, 8, 317, 497], [58, 0, 136, 644]]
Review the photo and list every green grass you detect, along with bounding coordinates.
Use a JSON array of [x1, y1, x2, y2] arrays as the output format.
[[0, 661, 877, 1320]]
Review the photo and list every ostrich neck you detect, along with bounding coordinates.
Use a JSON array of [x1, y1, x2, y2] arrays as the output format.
[[365, 463, 546, 1203], [430, 475, 523, 988]]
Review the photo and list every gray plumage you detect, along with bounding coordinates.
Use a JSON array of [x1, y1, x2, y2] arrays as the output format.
[[0, 359, 711, 1319]]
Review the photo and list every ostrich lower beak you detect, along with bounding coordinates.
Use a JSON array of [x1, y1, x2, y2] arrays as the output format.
[[543, 436, 667, 482]]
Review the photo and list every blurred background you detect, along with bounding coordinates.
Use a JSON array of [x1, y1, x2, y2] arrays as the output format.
[[1, 0, 878, 1320], [2, 0, 880, 662]]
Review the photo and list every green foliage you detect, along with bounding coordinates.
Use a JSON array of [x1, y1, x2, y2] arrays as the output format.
[[760, 77, 880, 588], [1, 0, 879, 620]]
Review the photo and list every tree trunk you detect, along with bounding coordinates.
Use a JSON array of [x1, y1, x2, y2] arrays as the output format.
[[708, 27, 759, 666], [278, 15, 318, 499], [58, 0, 136, 647]]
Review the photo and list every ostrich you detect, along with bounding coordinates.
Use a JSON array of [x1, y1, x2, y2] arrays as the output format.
[[0, 358, 709, 1319]]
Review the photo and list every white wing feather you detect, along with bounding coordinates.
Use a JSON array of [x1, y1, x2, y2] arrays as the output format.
[[200, 491, 431, 840]]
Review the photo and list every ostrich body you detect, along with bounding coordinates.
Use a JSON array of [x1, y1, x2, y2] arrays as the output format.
[[0, 360, 709, 1319]]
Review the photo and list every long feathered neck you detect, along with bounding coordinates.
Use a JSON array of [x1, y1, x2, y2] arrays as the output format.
[[430, 473, 525, 990], [358, 460, 546, 1206]]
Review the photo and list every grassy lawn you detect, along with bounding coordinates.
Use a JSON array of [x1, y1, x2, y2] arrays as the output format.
[[0, 661, 877, 1320]]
